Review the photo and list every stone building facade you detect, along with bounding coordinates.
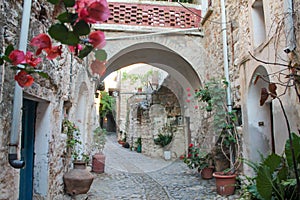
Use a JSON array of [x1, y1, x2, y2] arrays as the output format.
[[0, 0, 100, 199], [200, 0, 300, 174]]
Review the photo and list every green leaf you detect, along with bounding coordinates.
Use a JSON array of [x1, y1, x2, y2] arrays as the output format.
[[262, 153, 281, 173], [95, 49, 107, 61], [5, 44, 14, 56], [57, 12, 77, 24], [63, 0, 75, 7], [47, 0, 59, 4], [73, 20, 90, 36], [285, 132, 300, 168], [256, 165, 273, 200], [61, 32, 80, 45], [78, 45, 94, 59], [48, 23, 69, 41], [37, 71, 49, 79]]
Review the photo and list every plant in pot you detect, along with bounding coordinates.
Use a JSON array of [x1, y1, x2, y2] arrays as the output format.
[[195, 79, 242, 195], [135, 137, 142, 153], [62, 119, 94, 196], [154, 123, 176, 160], [91, 127, 106, 174], [182, 144, 214, 179]]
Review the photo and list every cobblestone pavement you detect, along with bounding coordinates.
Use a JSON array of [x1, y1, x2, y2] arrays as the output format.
[[85, 133, 241, 200]]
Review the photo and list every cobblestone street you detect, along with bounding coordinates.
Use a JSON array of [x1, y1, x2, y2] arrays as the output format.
[[85, 133, 240, 200]]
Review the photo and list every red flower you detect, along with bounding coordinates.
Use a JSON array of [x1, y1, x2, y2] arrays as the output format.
[[187, 153, 192, 158], [189, 143, 194, 148], [88, 30, 106, 49], [179, 155, 185, 160], [45, 45, 62, 60], [75, 0, 110, 24], [30, 34, 52, 55], [25, 52, 42, 67], [68, 44, 83, 53], [15, 70, 34, 87], [9, 50, 26, 65]]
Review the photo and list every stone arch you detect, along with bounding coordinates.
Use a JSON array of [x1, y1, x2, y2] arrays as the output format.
[[244, 65, 273, 174], [101, 38, 209, 155]]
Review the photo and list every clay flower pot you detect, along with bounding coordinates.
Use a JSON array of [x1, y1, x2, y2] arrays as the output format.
[[63, 161, 94, 195], [213, 172, 237, 196], [200, 166, 214, 179], [92, 153, 105, 174]]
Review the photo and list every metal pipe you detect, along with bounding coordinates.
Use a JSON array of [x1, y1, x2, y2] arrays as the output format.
[[9, 0, 32, 168], [220, 0, 232, 112], [284, 0, 296, 51]]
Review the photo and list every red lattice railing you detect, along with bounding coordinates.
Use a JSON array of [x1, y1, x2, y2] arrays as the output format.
[[105, 2, 201, 29]]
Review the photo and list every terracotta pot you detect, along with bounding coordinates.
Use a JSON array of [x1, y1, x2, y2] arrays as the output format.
[[63, 161, 94, 195], [213, 172, 236, 196], [200, 166, 214, 179], [92, 153, 105, 173]]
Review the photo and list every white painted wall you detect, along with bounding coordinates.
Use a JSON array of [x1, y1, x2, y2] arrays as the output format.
[[33, 102, 50, 197]]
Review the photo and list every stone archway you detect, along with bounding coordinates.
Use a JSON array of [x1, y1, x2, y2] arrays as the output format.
[[102, 42, 204, 141], [244, 65, 273, 174]]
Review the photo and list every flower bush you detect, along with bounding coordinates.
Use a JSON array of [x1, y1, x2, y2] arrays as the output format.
[[63, 119, 89, 162], [182, 143, 212, 171], [0, 0, 110, 87]]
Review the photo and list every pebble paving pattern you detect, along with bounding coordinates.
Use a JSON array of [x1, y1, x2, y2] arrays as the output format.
[[84, 134, 241, 200]]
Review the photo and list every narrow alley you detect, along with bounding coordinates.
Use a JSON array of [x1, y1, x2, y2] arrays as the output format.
[[85, 133, 239, 200]]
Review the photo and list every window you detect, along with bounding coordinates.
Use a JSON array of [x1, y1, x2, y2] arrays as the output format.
[[251, 0, 266, 48]]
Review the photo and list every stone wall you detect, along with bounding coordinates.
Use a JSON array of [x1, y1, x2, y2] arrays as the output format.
[[201, 0, 300, 174], [0, 0, 99, 199]]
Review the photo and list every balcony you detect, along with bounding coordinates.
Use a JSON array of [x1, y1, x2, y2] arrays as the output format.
[[103, 1, 202, 29]]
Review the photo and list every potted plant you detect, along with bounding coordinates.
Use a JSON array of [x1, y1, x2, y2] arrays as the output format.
[[135, 137, 142, 153], [154, 124, 176, 160], [182, 144, 214, 179], [91, 127, 106, 174], [62, 119, 94, 196], [195, 79, 242, 195]]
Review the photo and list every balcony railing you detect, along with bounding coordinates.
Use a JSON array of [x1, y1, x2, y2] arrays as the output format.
[[104, 1, 201, 29]]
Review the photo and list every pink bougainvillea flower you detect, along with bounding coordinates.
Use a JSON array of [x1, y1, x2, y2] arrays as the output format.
[[88, 30, 106, 49], [9, 50, 26, 65], [25, 52, 42, 67], [186, 87, 191, 92], [186, 99, 191, 103], [45, 45, 63, 60], [194, 105, 199, 109], [30, 34, 52, 55], [15, 70, 34, 87], [87, 1, 110, 22], [187, 93, 191, 97], [68, 44, 83, 53], [90, 59, 106, 75], [75, 0, 110, 24]]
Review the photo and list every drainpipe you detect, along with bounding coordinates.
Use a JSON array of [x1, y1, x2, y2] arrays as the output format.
[[220, 0, 232, 112], [284, 0, 296, 52], [9, 0, 32, 168], [220, 0, 235, 170]]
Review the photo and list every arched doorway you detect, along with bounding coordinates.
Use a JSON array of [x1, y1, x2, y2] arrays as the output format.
[[245, 65, 273, 169]]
